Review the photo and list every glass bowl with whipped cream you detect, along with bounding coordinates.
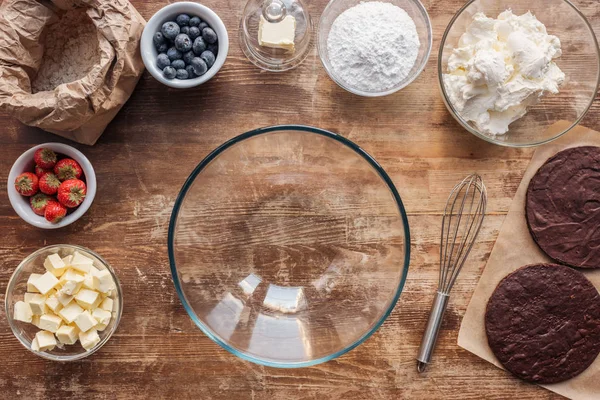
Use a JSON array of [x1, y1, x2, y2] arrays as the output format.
[[439, 0, 600, 147]]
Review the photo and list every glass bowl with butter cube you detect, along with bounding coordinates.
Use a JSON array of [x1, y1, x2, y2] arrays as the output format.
[[5, 245, 122, 361], [240, 0, 313, 71]]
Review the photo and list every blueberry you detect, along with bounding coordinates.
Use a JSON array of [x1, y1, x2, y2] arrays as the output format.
[[175, 69, 189, 79], [156, 53, 170, 70], [161, 21, 180, 41], [188, 26, 201, 40], [185, 65, 197, 78], [189, 16, 201, 27], [191, 57, 208, 76], [202, 27, 218, 44], [163, 66, 176, 79], [183, 51, 195, 65], [180, 26, 190, 35], [208, 43, 218, 56], [192, 36, 207, 55], [167, 47, 182, 61], [171, 59, 185, 70], [198, 22, 208, 31], [154, 32, 166, 48], [157, 43, 169, 53], [176, 14, 191, 26], [174, 34, 192, 52], [200, 50, 216, 68]]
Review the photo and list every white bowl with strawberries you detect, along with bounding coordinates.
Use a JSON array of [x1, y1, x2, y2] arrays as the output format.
[[8, 143, 96, 229]]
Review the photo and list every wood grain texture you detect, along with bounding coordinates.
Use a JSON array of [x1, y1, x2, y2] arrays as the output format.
[[1, 0, 599, 398]]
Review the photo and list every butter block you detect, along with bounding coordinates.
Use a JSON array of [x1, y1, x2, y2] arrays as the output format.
[[93, 269, 114, 293], [58, 302, 84, 324], [39, 313, 63, 333], [92, 308, 112, 331], [45, 294, 63, 313], [27, 273, 42, 293], [14, 301, 33, 323], [44, 253, 66, 277], [35, 330, 57, 351], [79, 329, 100, 351], [60, 269, 85, 295], [99, 297, 113, 312], [56, 290, 74, 307], [27, 293, 47, 315], [56, 325, 79, 345], [32, 272, 59, 295], [70, 252, 94, 273], [75, 289, 101, 310], [258, 15, 296, 52], [74, 310, 97, 333], [82, 265, 100, 290]]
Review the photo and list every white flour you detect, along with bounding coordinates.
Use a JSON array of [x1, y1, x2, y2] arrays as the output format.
[[327, 2, 420, 92]]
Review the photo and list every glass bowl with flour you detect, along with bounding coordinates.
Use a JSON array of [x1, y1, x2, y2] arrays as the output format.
[[439, 0, 600, 147], [318, 0, 432, 97]]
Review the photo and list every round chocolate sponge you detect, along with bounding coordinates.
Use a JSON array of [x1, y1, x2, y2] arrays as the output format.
[[526, 146, 600, 268], [485, 263, 600, 384]]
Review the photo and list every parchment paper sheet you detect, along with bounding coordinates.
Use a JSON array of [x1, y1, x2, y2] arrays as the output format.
[[0, 0, 145, 145], [458, 122, 600, 400]]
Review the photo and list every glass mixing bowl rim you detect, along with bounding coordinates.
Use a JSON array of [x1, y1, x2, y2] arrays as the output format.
[[437, 0, 600, 148], [5, 244, 124, 361], [168, 124, 411, 368]]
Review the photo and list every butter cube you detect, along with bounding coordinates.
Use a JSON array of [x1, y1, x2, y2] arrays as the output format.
[[32, 272, 59, 295], [62, 255, 73, 266], [31, 337, 40, 351], [100, 297, 113, 312], [258, 15, 296, 52], [56, 290, 74, 306], [56, 325, 79, 345], [44, 253, 66, 277], [60, 269, 85, 295], [45, 294, 63, 313], [79, 329, 100, 351], [32, 315, 41, 328], [27, 273, 42, 293], [27, 293, 47, 315], [24, 292, 36, 303], [35, 330, 57, 351], [39, 313, 63, 333], [93, 269, 114, 293], [82, 265, 100, 290], [14, 301, 33, 323], [74, 310, 97, 332], [70, 252, 94, 273], [58, 302, 84, 324], [75, 289, 101, 310], [92, 308, 112, 331]]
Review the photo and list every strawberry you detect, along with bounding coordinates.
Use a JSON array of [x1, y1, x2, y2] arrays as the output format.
[[39, 173, 61, 195], [35, 165, 52, 178], [30, 193, 52, 216], [34, 148, 57, 169], [54, 158, 83, 181], [57, 179, 86, 208], [45, 201, 67, 223], [14, 172, 39, 196]]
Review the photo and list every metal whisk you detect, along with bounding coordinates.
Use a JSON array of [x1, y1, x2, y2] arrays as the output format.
[[417, 173, 487, 372]]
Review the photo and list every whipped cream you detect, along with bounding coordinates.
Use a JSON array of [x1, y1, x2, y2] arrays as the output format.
[[443, 10, 565, 136]]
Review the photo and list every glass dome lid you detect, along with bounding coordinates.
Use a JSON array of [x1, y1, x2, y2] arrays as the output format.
[[239, 0, 313, 71], [168, 125, 411, 367]]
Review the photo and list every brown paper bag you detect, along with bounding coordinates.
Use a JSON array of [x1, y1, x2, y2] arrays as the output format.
[[0, 0, 146, 145], [458, 121, 600, 400]]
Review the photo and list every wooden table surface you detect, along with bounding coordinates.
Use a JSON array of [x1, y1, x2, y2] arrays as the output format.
[[1, 0, 599, 398]]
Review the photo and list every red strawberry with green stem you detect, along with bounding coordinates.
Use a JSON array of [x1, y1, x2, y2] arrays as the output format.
[[35, 165, 52, 178], [14, 172, 39, 196], [30, 193, 52, 216], [45, 201, 67, 223], [54, 159, 83, 181], [57, 179, 86, 208], [34, 148, 57, 169], [39, 173, 61, 195]]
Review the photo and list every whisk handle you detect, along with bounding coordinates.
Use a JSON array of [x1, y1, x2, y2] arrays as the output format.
[[416, 291, 450, 372]]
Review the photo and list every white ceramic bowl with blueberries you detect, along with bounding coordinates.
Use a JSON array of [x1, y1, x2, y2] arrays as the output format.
[[141, 2, 229, 89], [7, 143, 96, 230]]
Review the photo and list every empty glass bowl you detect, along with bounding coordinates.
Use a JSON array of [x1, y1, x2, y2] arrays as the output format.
[[169, 126, 410, 367], [5, 245, 123, 361], [318, 0, 432, 96], [439, 0, 600, 147]]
